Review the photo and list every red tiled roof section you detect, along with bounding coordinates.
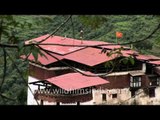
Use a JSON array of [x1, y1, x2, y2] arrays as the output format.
[[21, 51, 63, 65], [121, 50, 138, 57], [24, 34, 160, 67], [136, 54, 160, 61], [46, 72, 109, 91], [146, 55, 160, 60], [25, 34, 107, 55], [64, 47, 118, 67], [148, 61, 160, 65]]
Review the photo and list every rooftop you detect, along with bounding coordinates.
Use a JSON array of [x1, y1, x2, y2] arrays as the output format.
[[46, 72, 109, 91], [64, 47, 118, 67], [25, 34, 160, 67]]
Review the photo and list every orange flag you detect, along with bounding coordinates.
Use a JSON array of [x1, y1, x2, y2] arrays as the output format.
[[116, 32, 123, 38]]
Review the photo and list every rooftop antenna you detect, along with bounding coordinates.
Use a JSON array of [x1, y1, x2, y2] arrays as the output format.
[[80, 30, 84, 44]]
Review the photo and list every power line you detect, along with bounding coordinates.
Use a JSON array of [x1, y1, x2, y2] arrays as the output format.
[[0, 93, 16, 101], [37, 15, 72, 43], [0, 20, 160, 49], [34, 21, 160, 47], [70, 16, 75, 39]]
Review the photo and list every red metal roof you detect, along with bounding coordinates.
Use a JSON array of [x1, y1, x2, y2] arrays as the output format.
[[148, 61, 160, 65], [146, 55, 160, 60], [22, 51, 63, 65], [28, 35, 84, 55], [25, 34, 160, 67], [64, 47, 118, 66], [25, 34, 108, 55], [102, 45, 122, 49], [46, 72, 109, 91], [121, 50, 138, 57], [102, 45, 130, 50], [122, 50, 138, 55], [136, 54, 160, 61]]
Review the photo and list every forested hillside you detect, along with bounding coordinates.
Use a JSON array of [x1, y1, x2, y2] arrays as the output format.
[[0, 15, 160, 105]]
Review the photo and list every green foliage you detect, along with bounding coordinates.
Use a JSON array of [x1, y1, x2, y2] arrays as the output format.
[[129, 56, 135, 65], [79, 15, 107, 29], [134, 40, 153, 50], [17, 88, 27, 105], [105, 61, 114, 68], [0, 15, 52, 105]]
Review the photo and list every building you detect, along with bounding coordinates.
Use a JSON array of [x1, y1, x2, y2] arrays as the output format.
[[25, 34, 160, 105]]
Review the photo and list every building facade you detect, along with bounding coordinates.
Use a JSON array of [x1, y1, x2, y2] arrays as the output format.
[[25, 35, 160, 105]]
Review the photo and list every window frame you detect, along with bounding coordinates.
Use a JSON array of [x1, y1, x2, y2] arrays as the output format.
[[150, 77, 160, 86], [130, 76, 142, 88], [102, 93, 106, 101], [112, 93, 117, 98]]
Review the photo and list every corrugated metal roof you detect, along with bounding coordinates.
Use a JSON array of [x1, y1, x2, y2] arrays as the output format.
[[46, 72, 109, 91], [146, 55, 160, 60], [121, 50, 138, 57], [102, 45, 130, 50], [148, 61, 160, 65], [22, 51, 63, 65], [64, 47, 118, 67], [26, 34, 108, 55], [136, 54, 160, 61], [122, 50, 138, 55], [136, 55, 151, 61], [25, 34, 160, 67], [102, 45, 122, 49]]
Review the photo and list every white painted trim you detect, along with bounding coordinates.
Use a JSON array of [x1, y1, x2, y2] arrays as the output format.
[[142, 63, 146, 73]]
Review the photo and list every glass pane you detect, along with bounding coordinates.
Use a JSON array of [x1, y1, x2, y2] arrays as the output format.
[[134, 83, 136, 87], [130, 77, 133, 82]]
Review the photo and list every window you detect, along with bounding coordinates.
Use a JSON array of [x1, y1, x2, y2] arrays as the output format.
[[150, 77, 160, 86], [102, 94, 106, 101], [112, 94, 117, 98], [130, 76, 141, 88], [149, 88, 155, 98]]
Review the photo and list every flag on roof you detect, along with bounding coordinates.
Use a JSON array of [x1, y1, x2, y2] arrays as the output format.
[[116, 32, 123, 38]]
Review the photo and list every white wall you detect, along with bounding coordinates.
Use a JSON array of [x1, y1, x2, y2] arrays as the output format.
[[27, 76, 41, 105], [92, 87, 160, 105], [28, 75, 160, 105]]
